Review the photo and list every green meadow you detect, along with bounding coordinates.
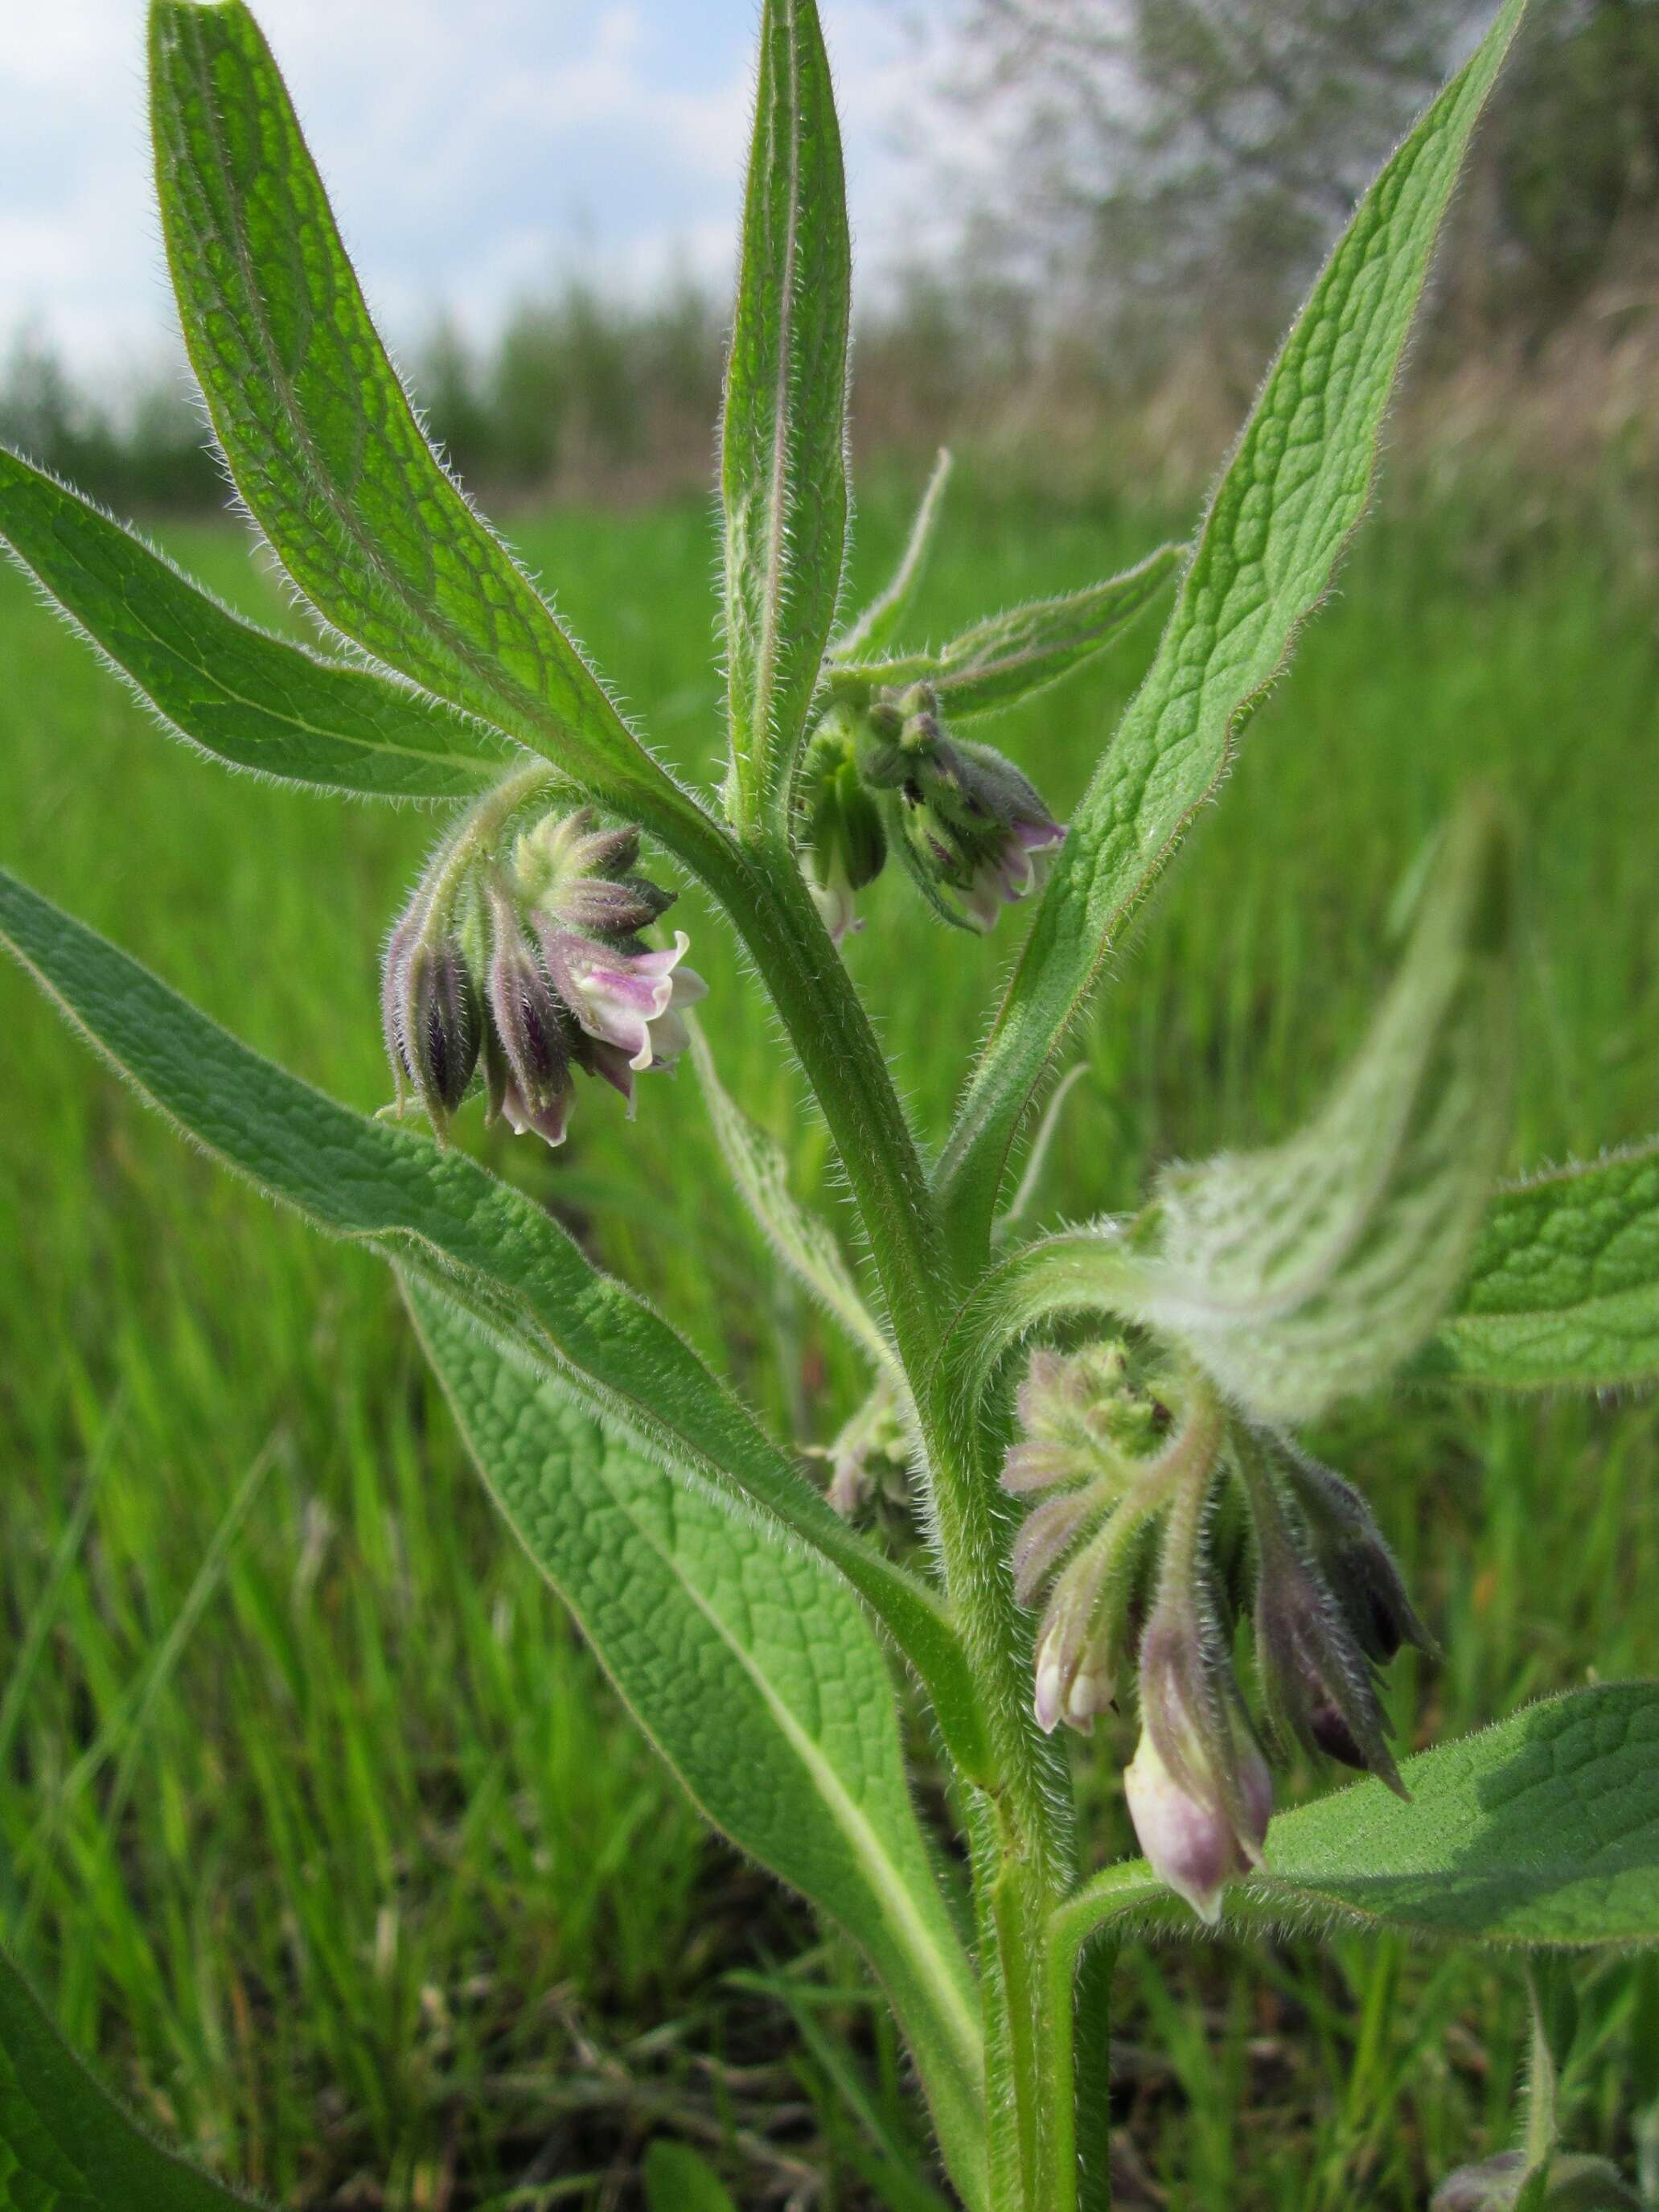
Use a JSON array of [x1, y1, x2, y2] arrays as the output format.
[[2, 469, 1657, 2207]]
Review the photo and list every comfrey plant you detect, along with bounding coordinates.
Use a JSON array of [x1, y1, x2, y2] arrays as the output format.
[[2, 2, 1657, 2207]]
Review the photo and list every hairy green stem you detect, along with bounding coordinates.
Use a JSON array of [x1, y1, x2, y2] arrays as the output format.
[[683, 808, 1084, 2206], [650, 787, 1121, 2205]]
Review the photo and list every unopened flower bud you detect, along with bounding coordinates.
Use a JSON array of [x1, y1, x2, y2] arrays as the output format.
[[1131, 1607, 1271, 1919], [1003, 1339, 1178, 1737], [1123, 1714, 1271, 1926], [380, 860, 486, 1140], [411, 939, 482, 1119], [487, 894, 575, 1146], [1248, 1457, 1408, 1794], [1283, 1452, 1431, 1667], [796, 716, 890, 944], [884, 717, 1065, 932]]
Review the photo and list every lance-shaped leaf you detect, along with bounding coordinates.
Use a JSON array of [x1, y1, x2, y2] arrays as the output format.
[[833, 544, 1181, 722], [148, 0, 678, 824], [1418, 1141, 1659, 1390], [410, 1289, 985, 2205], [1058, 1685, 1659, 1955], [938, 0, 1528, 1256], [689, 1023, 896, 1378], [721, 0, 852, 830], [0, 1948, 258, 2209], [0, 868, 988, 1779], [0, 446, 515, 799], [834, 448, 952, 664], [1123, 796, 1517, 1424]]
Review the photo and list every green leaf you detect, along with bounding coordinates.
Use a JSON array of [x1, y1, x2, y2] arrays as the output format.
[[147, 0, 677, 825], [1419, 1141, 1659, 1390], [937, 0, 1528, 1258], [720, 0, 852, 830], [0, 867, 988, 1781], [1125, 794, 1517, 1422], [1254, 1685, 1659, 1947], [689, 1022, 895, 1376], [0, 445, 515, 800], [834, 545, 1181, 722], [0, 1948, 258, 2209], [834, 448, 952, 664], [1058, 1685, 1659, 1956], [410, 1290, 986, 2209], [643, 2143, 739, 2212]]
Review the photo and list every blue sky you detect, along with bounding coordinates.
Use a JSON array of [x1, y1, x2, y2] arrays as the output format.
[[1, 1, 957, 388]]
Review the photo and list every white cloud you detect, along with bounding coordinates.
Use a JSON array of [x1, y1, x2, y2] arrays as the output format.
[[0, 0, 947, 391]]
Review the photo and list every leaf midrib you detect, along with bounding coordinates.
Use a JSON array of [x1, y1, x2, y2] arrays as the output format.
[[170, 8, 623, 778], [749, 0, 807, 796], [618, 1478, 983, 2092]]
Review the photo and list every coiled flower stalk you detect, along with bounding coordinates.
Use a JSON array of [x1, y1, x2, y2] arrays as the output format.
[[382, 783, 705, 1148], [796, 685, 1064, 941], [1003, 1336, 1431, 1920]]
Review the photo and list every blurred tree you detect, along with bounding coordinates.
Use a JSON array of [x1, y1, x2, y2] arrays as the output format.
[[945, 0, 1659, 380], [948, 0, 1476, 373], [1488, 0, 1659, 331]]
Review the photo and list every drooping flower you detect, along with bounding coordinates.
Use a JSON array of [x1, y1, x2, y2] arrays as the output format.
[[1123, 1707, 1272, 1926], [1127, 1605, 1272, 1922], [380, 800, 705, 1147], [541, 927, 706, 1078]]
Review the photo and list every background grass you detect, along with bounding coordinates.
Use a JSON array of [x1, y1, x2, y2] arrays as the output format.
[[2, 467, 1657, 2208]]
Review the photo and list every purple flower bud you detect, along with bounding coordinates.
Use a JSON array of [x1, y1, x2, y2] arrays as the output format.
[[1252, 1496, 1405, 1795], [554, 875, 677, 939], [1283, 1453, 1431, 1667], [411, 941, 482, 1118], [1133, 1607, 1272, 1916], [379, 875, 482, 1137], [1123, 1719, 1271, 1926], [860, 703, 1064, 932], [487, 896, 574, 1148]]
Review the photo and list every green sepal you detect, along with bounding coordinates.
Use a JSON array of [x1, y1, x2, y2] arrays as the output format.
[[832, 544, 1180, 722]]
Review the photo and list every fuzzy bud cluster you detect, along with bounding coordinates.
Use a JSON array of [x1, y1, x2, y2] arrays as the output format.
[[798, 685, 1063, 942], [382, 803, 705, 1146], [1002, 1339, 1431, 1922], [1432, 2153, 1642, 2211]]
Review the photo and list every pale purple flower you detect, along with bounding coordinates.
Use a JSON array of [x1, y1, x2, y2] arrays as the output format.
[[545, 928, 707, 1071], [1123, 1722, 1271, 1926], [963, 817, 1067, 931]]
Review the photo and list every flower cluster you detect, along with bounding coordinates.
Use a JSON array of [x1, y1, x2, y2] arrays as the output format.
[[1004, 1338, 1429, 1921], [382, 804, 705, 1147], [799, 685, 1064, 942]]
